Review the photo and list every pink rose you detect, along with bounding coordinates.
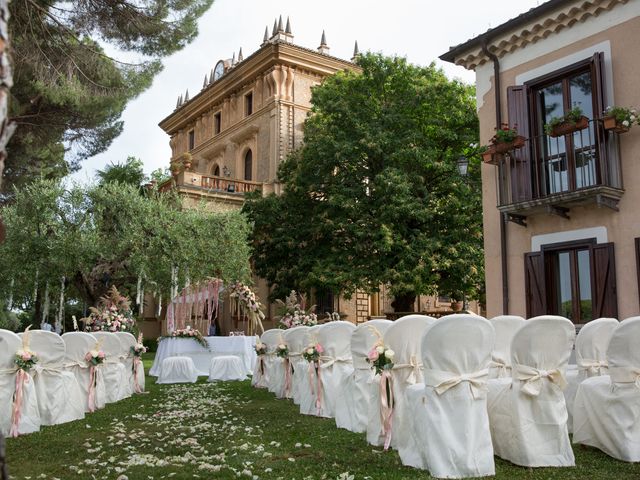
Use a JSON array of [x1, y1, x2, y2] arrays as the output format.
[[98, 351, 106, 359], [315, 343, 324, 354], [367, 348, 379, 361], [22, 352, 32, 361]]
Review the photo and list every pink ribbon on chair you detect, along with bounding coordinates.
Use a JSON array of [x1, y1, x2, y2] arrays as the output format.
[[133, 357, 143, 394], [9, 369, 29, 437], [284, 358, 292, 398], [315, 361, 323, 416], [88, 365, 97, 413], [379, 370, 394, 450]]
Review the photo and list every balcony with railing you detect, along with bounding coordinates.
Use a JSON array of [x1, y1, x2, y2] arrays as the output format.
[[157, 171, 262, 200], [492, 119, 624, 224]]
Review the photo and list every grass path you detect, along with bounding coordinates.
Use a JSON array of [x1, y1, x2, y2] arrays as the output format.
[[5, 357, 640, 479]]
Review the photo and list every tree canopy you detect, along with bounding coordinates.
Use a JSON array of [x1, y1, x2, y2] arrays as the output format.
[[0, 178, 251, 326], [2, 0, 214, 200], [244, 54, 484, 309]]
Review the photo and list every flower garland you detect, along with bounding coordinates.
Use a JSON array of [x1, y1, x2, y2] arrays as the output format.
[[14, 349, 38, 372], [82, 286, 136, 333], [254, 341, 267, 356], [275, 343, 289, 358], [158, 327, 208, 349], [367, 342, 395, 375], [276, 290, 318, 329], [302, 342, 323, 362], [85, 349, 106, 366], [228, 281, 265, 335]]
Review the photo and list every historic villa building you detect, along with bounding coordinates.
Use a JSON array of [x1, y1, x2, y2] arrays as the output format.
[[441, 0, 640, 323]]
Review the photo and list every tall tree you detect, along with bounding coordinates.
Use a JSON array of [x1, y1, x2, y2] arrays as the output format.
[[0, 178, 251, 325], [97, 156, 146, 187], [244, 54, 484, 310], [2, 0, 214, 200]]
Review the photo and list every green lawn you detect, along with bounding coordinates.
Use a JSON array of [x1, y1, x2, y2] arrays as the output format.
[[5, 356, 640, 480]]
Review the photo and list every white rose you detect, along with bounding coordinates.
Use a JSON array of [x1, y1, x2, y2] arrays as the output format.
[[376, 345, 385, 354], [135, 343, 144, 350], [89, 349, 99, 358], [278, 344, 286, 350], [623, 120, 630, 127], [630, 115, 636, 121], [16, 349, 25, 357], [306, 348, 314, 355], [385, 349, 395, 360]]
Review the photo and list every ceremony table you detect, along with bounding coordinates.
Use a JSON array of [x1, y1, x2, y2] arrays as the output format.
[[150, 336, 257, 377]]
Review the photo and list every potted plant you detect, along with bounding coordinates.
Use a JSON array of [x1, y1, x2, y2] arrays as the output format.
[[482, 123, 526, 164], [602, 106, 638, 133], [180, 152, 193, 171], [544, 106, 589, 138]]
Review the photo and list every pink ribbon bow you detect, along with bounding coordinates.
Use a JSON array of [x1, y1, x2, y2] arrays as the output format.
[[88, 365, 97, 412], [284, 358, 292, 398], [379, 370, 394, 450], [10, 369, 29, 437], [133, 357, 143, 394]]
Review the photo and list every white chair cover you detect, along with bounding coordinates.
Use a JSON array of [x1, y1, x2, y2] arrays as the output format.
[[252, 329, 280, 391], [335, 319, 393, 432], [157, 356, 198, 383], [0, 329, 41, 437], [263, 329, 286, 395], [92, 332, 129, 402], [487, 315, 575, 467], [573, 316, 640, 461], [275, 326, 304, 399], [299, 325, 322, 415], [488, 315, 525, 379], [114, 332, 145, 395], [406, 315, 495, 478], [21, 330, 84, 426], [62, 332, 106, 413], [285, 326, 310, 404], [300, 321, 356, 418], [564, 318, 618, 433], [366, 315, 437, 460], [208, 355, 247, 381]]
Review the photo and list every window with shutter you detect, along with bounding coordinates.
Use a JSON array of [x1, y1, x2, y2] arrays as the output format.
[[506, 85, 532, 202], [590, 242, 618, 319]]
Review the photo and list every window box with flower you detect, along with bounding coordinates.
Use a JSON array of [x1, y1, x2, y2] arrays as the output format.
[[544, 106, 589, 138], [482, 123, 526, 164], [602, 106, 638, 134]]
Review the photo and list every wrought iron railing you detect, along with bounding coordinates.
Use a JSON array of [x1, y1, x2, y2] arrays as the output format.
[[496, 119, 623, 208]]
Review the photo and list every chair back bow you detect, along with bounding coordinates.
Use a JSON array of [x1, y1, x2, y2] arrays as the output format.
[[577, 358, 608, 377], [609, 366, 640, 388], [392, 354, 422, 384], [319, 355, 352, 369], [489, 355, 510, 377], [424, 368, 489, 399], [514, 364, 567, 396]]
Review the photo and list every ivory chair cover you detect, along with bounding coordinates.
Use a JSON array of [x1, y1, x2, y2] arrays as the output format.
[[488, 315, 525, 379], [0, 329, 41, 436], [114, 332, 144, 395], [62, 332, 106, 413], [487, 316, 575, 467], [254, 329, 281, 392], [335, 319, 393, 432], [563, 318, 618, 433], [277, 326, 304, 399], [573, 316, 640, 461], [285, 326, 310, 404], [299, 325, 322, 415], [157, 356, 198, 384], [93, 332, 129, 402], [264, 329, 287, 395], [207, 355, 247, 381], [21, 330, 85, 426], [406, 315, 495, 478], [300, 321, 356, 418], [366, 315, 437, 459]]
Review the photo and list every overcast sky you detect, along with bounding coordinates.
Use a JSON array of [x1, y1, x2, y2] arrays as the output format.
[[70, 0, 542, 183]]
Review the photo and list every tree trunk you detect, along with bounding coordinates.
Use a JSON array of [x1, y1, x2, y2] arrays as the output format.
[[391, 293, 416, 313], [0, 1, 13, 475]]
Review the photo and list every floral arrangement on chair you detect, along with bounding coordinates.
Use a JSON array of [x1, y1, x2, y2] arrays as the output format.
[[159, 326, 208, 349], [14, 348, 38, 371], [276, 290, 318, 329], [131, 332, 147, 358], [82, 286, 136, 333], [254, 341, 267, 356], [275, 343, 289, 358], [302, 342, 323, 362], [228, 281, 266, 335], [85, 349, 106, 366], [367, 342, 395, 375]]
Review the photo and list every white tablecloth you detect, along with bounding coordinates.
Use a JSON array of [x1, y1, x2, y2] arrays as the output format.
[[150, 336, 257, 377]]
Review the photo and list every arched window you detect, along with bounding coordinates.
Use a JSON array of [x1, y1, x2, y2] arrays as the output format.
[[213, 164, 220, 177], [244, 149, 252, 181]]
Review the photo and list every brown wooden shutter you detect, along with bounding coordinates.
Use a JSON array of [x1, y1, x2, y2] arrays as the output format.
[[590, 242, 618, 319], [592, 52, 606, 121], [524, 251, 546, 317], [507, 85, 532, 202]]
